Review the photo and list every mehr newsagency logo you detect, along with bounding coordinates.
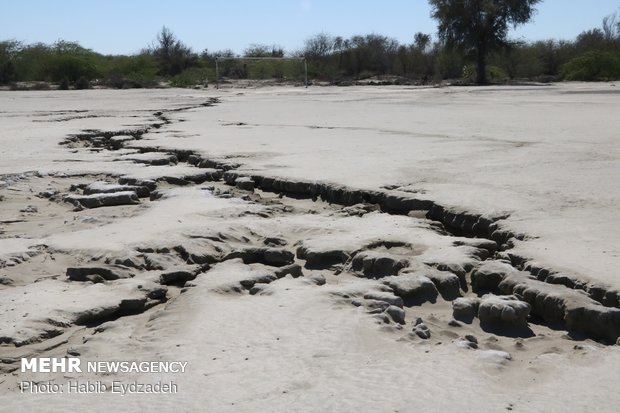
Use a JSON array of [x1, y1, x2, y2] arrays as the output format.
[[19, 357, 187, 396]]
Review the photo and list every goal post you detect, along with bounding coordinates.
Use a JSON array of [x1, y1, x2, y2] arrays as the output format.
[[215, 56, 308, 89]]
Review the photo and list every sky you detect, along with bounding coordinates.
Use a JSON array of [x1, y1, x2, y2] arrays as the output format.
[[2, 0, 619, 55]]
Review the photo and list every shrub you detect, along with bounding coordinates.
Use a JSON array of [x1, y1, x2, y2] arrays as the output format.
[[0, 40, 20, 84], [461, 64, 507, 83], [74, 76, 90, 89], [101, 53, 159, 88], [59, 78, 70, 90], [561, 51, 620, 81], [170, 67, 212, 88]]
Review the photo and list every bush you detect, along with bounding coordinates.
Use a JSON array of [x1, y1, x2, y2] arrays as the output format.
[[59, 78, 70, 90], [74, 76, 90, 89], [101, 53, 159, 88], [0, 40, 20, 84], [561, 51, 620, 81], [461, 64, 507, 83], [170, 67, 212, 88]]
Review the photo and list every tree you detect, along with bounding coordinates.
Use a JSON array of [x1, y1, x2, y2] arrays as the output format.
[[429, 0, 541, 84], [303, 32, 334, 60], [413, 32, 431, 51], [152, 27, 197, 76], [47, 40, 102, 82], [602, 12, 618, 42], [244, 44, 284, 58], [0, 40, 21, 84]]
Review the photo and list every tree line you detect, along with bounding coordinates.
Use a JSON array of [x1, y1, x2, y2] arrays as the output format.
[[1, 6, 619, 89]]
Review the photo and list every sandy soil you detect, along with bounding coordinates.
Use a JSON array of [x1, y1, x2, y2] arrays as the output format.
[[1, 84, 619, 412]]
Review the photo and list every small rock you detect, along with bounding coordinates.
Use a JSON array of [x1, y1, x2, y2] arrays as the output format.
[[225, 247, 294, 267], [67, 348, 81, 356], [296, 244, 351, 268], [351, 251, 409, 277], [464, 334, 478, 344], [452, 297, 480, 322], [414, 324, 431, 340], [478, 294, 530, 328], [456, 340, 477, 350], [385, 305, 406, 325], [308, 274, 326, 286], [264, 237, 287, 247], [411, 318, 431, 339], [274, 264, 303, 278], [159, 270, 196, 285], [235, 177, 255, 191], [239, 273, 277, 289], [64, 191, 139, 209], [19, 205, 38, 213], [383, 273, 438, 302], [425, 269, 461, 300], [67, 266, 133, 281], [84, 181, 150, 198], [249, 284, 272, 295]]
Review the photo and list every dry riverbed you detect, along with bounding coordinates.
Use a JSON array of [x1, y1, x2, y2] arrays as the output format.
[[1, 84, 619, 412]]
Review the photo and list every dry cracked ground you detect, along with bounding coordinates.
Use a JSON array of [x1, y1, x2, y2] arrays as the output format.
[[1, 85, 620, 412]]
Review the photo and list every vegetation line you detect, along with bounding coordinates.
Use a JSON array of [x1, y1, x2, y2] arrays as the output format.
[[1, 3, 620, 89]]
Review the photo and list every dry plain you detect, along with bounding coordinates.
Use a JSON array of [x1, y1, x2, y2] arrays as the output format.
[[0, 83, 619, 412]]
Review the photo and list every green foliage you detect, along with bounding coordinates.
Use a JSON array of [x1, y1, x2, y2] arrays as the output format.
[[0, 40, 21, 84], [46, 41, 103, 82], [74, 76, 90, 89], [429, 0, 542, 84], [244, 44, 284, 58], [59, 78, 70, 90], [101, 53, 159, 88], [170, 67, 213, 87], [12, 43, 50, 80], [151, 27, 199, 76], [435, 47, 464, 79], [105, 53, 158, 78], [462, 64, 507, 83], [216, 59, 305, 82], [3, 8, 620, 89], [9, 41, 104, 83], [561, 51, 620, 81]]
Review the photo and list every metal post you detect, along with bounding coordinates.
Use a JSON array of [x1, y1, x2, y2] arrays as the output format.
[[215, 59, 219, 90], [304, 58, 308, 88]]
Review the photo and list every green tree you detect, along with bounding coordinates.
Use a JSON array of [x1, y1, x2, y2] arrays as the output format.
[[50, 41, 102, 81], [244, 44, 284, 57], [0, 40, 22, 84], [561, 51, 620, 81], [303, 32, 334, 60], [13, 43, 51, 80], [429, 0, 542, 84], [152, 27, 197, 76]]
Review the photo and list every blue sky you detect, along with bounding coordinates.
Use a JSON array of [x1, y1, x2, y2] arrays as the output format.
[[2, 0, 619, 55]]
